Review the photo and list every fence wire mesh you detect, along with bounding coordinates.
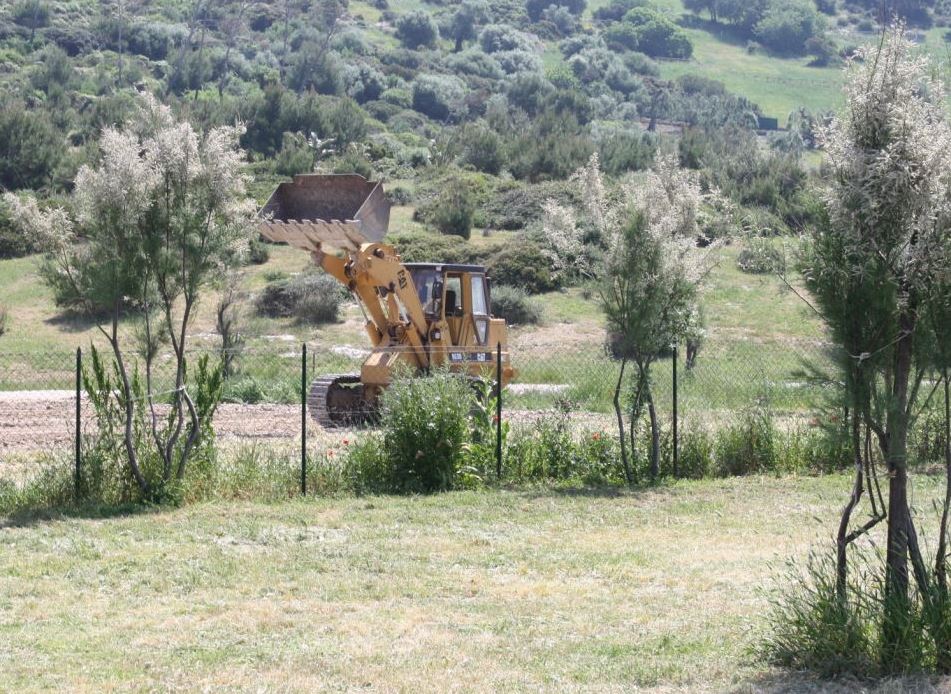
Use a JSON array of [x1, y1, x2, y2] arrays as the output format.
[[0, 337, 843, 457]]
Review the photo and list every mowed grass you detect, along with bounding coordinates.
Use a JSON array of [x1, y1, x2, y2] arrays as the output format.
[[2, 473, 942, 691]]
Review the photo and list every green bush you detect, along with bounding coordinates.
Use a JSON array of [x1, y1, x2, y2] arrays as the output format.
[[0, 195, 34, 258], [486, 240, 560, 294], [753, 1, 822, 56], [274, 132, 313, 176], [506, 414, 622, 485], [490, 285, 542, 325], [256, 272, 342, 324], [388, 230, 481, 264], [459, 123, 505, 175], [736, 238, 783, 274], [714, 403, 779, 476], [344, 434, 392, 495], [381, 371, 475, 493], [412, 73, 466, 121], [395, 10, 439, 49], [762, 551, 877, 677], [0, 101, 64, 191], [480, 180, 578, 230], [605, 8, 693, 59], [675, 423, 714, 479], [248, 237, 270, 265], [429, 179, 475, 239]]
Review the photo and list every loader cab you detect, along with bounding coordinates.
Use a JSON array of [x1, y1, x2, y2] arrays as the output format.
[[406, 263, 491, 347]]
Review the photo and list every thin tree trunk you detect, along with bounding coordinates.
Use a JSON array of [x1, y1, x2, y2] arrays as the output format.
[[939, 370, 951, 592], [646, 384, 659, 478], [883, 312, 915, 666], [836, 408, 864, 601], [614, 359, 633, 485], [934, 369, 951, 672], [109, 302, 148, 496]]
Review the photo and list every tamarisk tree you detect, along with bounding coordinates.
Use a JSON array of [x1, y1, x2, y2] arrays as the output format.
[[804, 25, 951, 667], [544, 153, 715, 482], [5, 95, 253, 500]]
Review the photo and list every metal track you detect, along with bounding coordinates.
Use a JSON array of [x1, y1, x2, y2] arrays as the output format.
[[308, 373, 370, 428]]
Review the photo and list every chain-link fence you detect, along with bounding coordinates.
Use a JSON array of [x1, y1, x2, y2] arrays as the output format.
[[0, 336, 842, 458]]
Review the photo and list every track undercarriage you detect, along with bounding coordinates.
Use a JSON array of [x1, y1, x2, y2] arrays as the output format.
[[308, 374, 378, 428]]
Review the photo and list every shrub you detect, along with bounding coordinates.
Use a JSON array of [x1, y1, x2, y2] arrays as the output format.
[[331, 146, 374, 179], [459, 123, 504, 175], [380, 371, 474, 493], [598, 130, 657, 174], [0, 102, 64, 191], [479, 24, 534, 53], [490, 285, 542, 325], [12, 0, 50, 37], [606, 8, 693, 59], [395, 11, 439, 49], [762, 551, 877, 677], [429, 179, 475, 238], [344, 64, 387, 104], [412, 73, 467, 121], [714, 403, 778, 476], [248, 237, 270, 265], [507, 113, 595, 182], [506, 411, 622, 485], [225, 377, 267, 404], [386, 185, 414, 205], [736, 238, 783, 274], [480, 180, 579, 230], [593, 0, 650, 22], [753, 1, 822, 55], [0, 196, 35, 258], [274, 132, 313, 176], [256, 272, 342, 324], [526, 0, 586, 21], [344, 434, 391, 495], [486, 240, 560, 294], [675, 423, 714, 479]]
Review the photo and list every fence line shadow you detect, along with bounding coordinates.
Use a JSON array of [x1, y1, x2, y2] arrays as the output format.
[[1, 502, 164, 529]]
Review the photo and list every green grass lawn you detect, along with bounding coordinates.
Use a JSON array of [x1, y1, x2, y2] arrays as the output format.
[[2, 474, 944, 691]]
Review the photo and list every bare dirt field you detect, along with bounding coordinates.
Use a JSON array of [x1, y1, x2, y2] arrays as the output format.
[[0, 391, 617, 457], [0, 391, 310, 456]]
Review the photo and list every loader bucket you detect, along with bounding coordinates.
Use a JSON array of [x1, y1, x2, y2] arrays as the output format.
[[258, 174, 391, 252]]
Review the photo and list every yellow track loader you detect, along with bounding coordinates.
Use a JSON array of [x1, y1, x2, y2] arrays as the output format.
[[258, 174, 515, 427]]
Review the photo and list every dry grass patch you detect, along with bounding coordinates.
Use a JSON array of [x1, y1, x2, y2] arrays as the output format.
[[4, 476, 950, 690]]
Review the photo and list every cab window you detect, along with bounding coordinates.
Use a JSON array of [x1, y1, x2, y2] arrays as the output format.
[[445, 276, 463, 316], [471, 275, 488, 316]]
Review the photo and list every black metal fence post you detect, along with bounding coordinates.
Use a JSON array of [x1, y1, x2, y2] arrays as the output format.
[[672, 345, 679, 478], [496, 341, 503, 480], [75, 346, 82, 503], [301, 342, 307, 496]]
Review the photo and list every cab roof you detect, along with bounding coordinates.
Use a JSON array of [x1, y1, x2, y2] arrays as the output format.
[[404, 262, 487, 274]]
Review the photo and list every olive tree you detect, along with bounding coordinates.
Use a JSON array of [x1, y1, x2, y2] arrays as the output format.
[[804, 25, 951, 666], [4, 95, 253, 500]]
